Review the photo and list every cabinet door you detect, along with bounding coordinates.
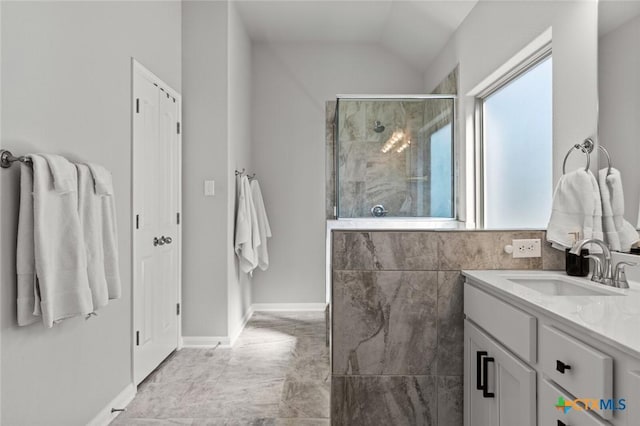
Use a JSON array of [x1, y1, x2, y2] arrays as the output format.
[[465, 319, 497, 426], [465, 320, 536, 426]]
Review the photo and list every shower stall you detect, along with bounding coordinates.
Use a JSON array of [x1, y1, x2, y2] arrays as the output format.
[[333, 95, 456, 219]]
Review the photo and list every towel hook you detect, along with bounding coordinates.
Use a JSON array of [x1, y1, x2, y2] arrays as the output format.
[[235, 168, 246, 176]]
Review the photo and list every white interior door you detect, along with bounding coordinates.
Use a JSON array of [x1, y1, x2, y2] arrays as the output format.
[[132, 60, 182, 385]]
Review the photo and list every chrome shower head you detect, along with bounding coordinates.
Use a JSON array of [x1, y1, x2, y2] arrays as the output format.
[[373, 120, 385, 133]]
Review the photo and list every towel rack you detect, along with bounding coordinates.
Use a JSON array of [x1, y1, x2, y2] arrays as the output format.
[[561, 138, 613, 175], [0, 150, 31, 168]]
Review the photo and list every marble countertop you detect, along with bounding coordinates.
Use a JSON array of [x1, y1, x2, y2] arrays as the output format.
[[462, 268, 640, 359]]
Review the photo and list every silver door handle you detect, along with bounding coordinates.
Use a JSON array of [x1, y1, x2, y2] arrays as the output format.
[[164, 236, 172, 245], [153, 237, 165, 246]]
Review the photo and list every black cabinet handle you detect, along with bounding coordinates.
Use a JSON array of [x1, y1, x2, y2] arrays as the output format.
[[476, 351, 488, 390], [557, 420, 567, 426], [556, 360, 572, 374], [482, 356, 495, 398]]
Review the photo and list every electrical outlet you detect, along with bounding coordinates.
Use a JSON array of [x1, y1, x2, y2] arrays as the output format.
[[512, 238, 542, 258]]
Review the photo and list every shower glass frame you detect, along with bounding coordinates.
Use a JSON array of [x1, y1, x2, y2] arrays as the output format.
[[334, 95, 457, 220]]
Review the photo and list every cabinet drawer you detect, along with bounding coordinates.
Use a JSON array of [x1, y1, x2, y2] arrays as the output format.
[[539, 378, 611, 426], [540, 325, 613, 420], [464, 283, 536, 363]]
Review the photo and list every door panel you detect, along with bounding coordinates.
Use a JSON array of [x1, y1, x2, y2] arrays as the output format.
[[133, 62, 181, 385], [465, 319, 536, 426]]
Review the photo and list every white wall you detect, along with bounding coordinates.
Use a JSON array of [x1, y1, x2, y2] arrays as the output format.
[[250, 42, 424, 304], [599, 14, 640, 225], [182, 0, 230, 338], [424, 1, 599, 224], [227, 3, 253, 339], [0, 1, 181, 424]]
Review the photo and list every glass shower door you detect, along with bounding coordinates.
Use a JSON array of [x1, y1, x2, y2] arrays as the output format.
[[335, 96, 455, 219]]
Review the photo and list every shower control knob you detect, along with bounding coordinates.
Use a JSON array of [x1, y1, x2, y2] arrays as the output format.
[[371, 205, 388, 217]]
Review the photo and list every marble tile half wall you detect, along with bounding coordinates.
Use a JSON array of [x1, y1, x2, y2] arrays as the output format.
[[330, 230, 564, 426]]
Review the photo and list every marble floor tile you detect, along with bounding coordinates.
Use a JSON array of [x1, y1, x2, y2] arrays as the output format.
[[113, 311, 329, 425], [278, 380, 330, 418]]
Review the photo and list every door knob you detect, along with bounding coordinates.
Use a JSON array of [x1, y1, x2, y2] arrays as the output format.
[[153, 236, 165, 246], [164, 236, 172, 244]]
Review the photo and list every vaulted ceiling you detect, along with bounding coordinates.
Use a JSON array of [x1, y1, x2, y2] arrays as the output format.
[[235, 0, 478, 72]]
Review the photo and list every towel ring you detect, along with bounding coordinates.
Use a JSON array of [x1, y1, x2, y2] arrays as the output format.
[[598, 145, 613, 176], [562, 143, 591, 174]]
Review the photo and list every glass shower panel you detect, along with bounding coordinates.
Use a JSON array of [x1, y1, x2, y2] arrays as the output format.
[[336, 97, 454, 218]]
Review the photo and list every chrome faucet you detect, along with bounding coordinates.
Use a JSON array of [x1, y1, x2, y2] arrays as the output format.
[[571, 238, 613, 286], [571, 238, 638, 288]]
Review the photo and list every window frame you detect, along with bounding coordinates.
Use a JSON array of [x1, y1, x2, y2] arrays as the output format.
[[474, 44, 552, 228]]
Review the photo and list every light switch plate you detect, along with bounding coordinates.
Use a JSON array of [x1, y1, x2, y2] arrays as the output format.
[[204, 180, 215, 196], [512, 238, 541, 258]]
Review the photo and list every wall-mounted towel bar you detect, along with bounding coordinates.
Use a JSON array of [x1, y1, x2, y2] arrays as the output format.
[[235, 168, 256, 179], [561, 138, 612, 175], [0, 150, 31, 168]]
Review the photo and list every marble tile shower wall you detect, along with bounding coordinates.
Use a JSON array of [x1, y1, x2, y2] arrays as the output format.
[[337, 100, 427, 217], [330, 230, 564, 426]]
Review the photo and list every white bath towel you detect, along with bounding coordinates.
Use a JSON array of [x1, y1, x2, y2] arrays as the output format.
[[234, 176, 260, 274], [77, 164, 109, 309], [250, 180, 272, 271], [87, 162, 113, 195], [87, 163, 121, 299], [547, 169, 603, 251], [599, 168, 639, 252], [31, 154, 93, 327], [40, 153, 76, 193], [16, 162, 39, 326]]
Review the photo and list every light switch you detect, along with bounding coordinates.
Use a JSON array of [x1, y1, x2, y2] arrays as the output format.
[[204, 180, 215, 196]]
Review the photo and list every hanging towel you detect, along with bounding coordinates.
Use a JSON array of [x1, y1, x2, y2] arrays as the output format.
[[251, 179, 272, 271], [87, 163, 121, 299], [16, 162, 39, 326], [234, 175, 260, 274], [599, 168, 639, 252], [31, 154, 93, 327], [547, 169, 603, 251], [77, 164, 109, 309], [40, 153, 76, 193], [86, 162, 113, 195]]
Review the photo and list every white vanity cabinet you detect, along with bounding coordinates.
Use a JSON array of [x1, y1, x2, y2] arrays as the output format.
[[464, 319, 536, 426], [464, 277, 640, 426]]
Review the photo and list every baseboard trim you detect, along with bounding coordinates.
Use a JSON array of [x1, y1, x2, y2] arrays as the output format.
[[229, 306, 254, 347], [181, 335, 232, 348], [87, 382, 136, 426], [181, 304, 326, 348], [252, 303, 327, 312]]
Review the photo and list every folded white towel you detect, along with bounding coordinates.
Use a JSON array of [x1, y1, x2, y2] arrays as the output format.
[[600, 168, 639, 252], [86, 163, 114, 195], [87, 163, 121, 299], [547, 169, 603, 251], [250, 180, 272, 271], [40, 153, 76, 193], [599, 168, 620, 251], [77, 164, 109, 309], [234, 175, 260, 274], [16, 162, 39, 326], [32, 154, 93, 327]]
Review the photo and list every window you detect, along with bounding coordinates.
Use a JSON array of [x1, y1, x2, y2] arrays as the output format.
[[480, 54, 552, 229]]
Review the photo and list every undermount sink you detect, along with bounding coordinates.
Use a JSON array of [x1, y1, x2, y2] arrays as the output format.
[[506, 276, 624, 296]]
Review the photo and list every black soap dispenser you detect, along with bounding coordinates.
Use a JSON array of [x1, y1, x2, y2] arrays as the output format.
[[565, 232, 589, 277]]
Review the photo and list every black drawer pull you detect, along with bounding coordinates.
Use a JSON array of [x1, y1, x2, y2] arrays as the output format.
[[556, 360, 572, 374], [476, 351, 488, 390], [482, 356, 495, 398]]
